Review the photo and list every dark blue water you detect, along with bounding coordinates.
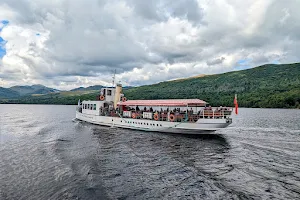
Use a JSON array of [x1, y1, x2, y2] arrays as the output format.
[[0, 105, 300, 199]]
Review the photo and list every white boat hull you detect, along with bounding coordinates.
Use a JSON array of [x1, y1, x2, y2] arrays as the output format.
[[75, 111, 232, 134]]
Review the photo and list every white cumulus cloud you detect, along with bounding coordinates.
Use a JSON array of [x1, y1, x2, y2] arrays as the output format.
[[0, 0, 299, 89]]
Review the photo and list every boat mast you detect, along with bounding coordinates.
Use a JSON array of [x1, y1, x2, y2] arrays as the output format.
[[112, 69, 116, 87]]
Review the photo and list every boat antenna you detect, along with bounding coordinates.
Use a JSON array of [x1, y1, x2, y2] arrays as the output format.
[[112, 69, 116, 87]]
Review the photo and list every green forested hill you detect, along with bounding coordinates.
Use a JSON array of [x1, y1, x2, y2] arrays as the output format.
[[1, 63, 299, 108], [123, 63, 300, 108], [0, 87, 20, 98]]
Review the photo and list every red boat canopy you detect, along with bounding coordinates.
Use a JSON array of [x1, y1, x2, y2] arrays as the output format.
[[117, 99, 207, 107]]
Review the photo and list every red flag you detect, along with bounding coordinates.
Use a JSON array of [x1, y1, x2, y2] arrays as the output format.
[[234, 94, 238, 115]]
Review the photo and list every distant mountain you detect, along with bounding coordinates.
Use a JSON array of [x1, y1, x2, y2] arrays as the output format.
[[123, 86, 134, 90], [70, 85, 104, 92], [0, 87, 20, 98], [10, 84, 59, 96]]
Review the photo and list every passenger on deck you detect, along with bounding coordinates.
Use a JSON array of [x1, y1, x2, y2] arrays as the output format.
[[150, 107, 153, 112]]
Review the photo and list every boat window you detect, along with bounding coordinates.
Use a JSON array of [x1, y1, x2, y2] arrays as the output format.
[[107, 90, 112, 96], [93, 104, 96, 110], [90, 104, 93, 110]]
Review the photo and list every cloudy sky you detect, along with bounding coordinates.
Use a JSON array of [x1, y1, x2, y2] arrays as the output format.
[[0, 0, 299, 90]]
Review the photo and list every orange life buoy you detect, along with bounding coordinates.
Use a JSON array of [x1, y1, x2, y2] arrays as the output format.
[[122, 97, 127, 102], [100, 95, 105, 101], [214, 112, 220, 117], [132, 113, 136, 119], [154, 113, 159, 121], [169, 114, 175, 122]]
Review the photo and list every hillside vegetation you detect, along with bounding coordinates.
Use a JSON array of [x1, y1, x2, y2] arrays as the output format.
[[0, 87, 20, 98], [123, 63, 300, 108], [1, 63, 299, 108]]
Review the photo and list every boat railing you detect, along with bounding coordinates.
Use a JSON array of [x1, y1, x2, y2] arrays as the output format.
[[119, 107, 232, 122], [200, 109, 232, 119]]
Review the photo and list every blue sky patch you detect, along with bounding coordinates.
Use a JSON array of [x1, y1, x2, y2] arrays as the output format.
[[0, 47, 6, 58], [36, 33, 40, 36], [1, 20, 9, 25], [0, 20, 9, 32], [271, 60, 280, 64], [234, 59, 251, 70], [237, 59, 248, 65], [0, 36, 7, 59], [0, 20, 9, 59]]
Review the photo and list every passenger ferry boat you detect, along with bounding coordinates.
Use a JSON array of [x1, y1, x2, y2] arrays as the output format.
[[75, 84, 233, 134]]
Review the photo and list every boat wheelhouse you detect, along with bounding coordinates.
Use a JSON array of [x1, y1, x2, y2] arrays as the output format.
[[76, 84, 233, 134]]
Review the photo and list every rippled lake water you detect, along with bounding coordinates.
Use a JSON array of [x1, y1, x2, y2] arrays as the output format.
[[0, 104, 300, 200]]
